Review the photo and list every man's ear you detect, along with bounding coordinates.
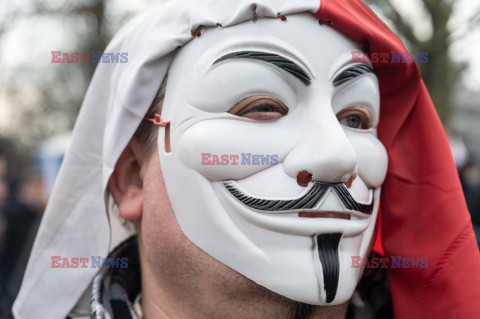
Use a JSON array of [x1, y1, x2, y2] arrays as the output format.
[[108, 138, 146, 221]]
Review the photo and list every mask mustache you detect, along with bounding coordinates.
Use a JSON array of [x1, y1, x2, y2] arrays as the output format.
[[222, 181, 374, 215]]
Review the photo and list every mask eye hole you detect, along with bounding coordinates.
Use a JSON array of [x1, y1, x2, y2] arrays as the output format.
[[337, 106, 373, 130], [228, 95, 289, 121]]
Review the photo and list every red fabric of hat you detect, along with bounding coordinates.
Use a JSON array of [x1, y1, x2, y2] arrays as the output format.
[[316, 1, 480, 317]]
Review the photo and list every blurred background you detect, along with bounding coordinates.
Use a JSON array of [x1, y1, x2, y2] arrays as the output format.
[[0, 0, 479, 317]]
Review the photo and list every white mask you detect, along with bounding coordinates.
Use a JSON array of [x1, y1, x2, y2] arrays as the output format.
[[158, 12, 388, 305]]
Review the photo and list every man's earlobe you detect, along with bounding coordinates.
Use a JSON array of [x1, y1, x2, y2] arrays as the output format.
[[108, 140, 144, 221]]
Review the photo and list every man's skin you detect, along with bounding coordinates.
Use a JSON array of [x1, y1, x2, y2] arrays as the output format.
[[108, 138, 349, 319]]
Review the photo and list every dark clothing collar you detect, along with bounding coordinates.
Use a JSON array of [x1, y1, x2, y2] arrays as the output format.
[[91, 236, 141, 319]]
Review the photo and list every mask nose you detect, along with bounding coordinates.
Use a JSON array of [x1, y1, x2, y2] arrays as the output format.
[[283, 116, 358, 186]]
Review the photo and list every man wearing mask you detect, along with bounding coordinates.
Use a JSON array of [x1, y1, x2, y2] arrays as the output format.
[[14, 1, 480, 318]]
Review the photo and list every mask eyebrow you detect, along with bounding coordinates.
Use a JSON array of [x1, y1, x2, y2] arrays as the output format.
[[332, 64, 374, 87], [213, 51, 311, 86]]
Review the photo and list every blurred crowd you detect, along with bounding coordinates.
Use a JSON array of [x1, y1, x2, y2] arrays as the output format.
[[0, 146, 46, 319], [460, 160, 480, 244]]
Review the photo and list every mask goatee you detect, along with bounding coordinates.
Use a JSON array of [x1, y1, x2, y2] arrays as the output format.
[[315, 233, 342, 303]]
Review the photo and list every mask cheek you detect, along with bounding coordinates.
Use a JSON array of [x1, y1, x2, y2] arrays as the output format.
[[346, 131, 388, 188], [173, 119, 293, 181]]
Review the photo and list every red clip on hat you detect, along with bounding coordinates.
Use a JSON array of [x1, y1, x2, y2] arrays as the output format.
[[144, 114, 168, 127]]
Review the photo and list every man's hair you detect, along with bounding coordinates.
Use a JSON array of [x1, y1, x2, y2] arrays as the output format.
[[133, 75, 168, 151], [110, 76, 169, 229]]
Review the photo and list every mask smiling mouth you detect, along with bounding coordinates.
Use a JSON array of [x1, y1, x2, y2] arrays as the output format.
[[222, 180, 374, 216]]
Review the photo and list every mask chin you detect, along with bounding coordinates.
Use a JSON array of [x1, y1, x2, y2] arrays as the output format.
[[211, 179, 381, 305], [157, 12, 387, 305]]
